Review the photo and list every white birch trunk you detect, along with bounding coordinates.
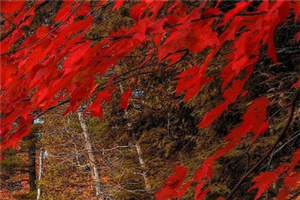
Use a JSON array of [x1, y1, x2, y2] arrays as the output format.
[[36, 150, 43, 200], [120, 84, 151, 193], [134, 142, 151, 192], [77, 111, 104, 200]]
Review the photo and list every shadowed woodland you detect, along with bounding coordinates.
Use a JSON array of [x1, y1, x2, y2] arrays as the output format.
[[0, 1, 300, 200]]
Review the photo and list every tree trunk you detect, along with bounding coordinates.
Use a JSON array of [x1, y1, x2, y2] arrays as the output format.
[[36, 150, 43, 200], [119, 84, 151, 193], [28, 134, 37, 192], [77, 111, 105, 200], [134, 142, 151, 192]]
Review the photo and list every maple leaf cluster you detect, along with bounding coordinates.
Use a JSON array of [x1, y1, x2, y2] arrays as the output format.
[[1, 0, 300, 199]]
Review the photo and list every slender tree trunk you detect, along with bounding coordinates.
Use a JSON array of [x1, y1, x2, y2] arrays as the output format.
[[28, 135, 37, 192], [119, 84, 151, 193], [77, 111, 105, 200], [36, 150, 43, 200], [134, 142, 151, 192]]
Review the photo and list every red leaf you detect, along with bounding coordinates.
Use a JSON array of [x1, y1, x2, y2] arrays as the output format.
[[199, 66, 254, 128], [198, 78, 244, 128], [176, 181, 192, 198], [267, 32, 277, 63], [249, 166, 286, 200], [113, 0, 125, 10], [89, 103, 103, 119], [276, 188, 289, 200], [165, 166, 187, 188], [275, 149, 300, 199], [222, 2, 250, 26], [292, 77, 300, 88], [64, 16, 94, 34], [155, 165, 189, 200], [155, 186, 176, 200], [198, 102, 229, 128], [35, 26, 50, 39], [195, 189, 209, 200], [63, 41, 90, 68], [295, 31, 300, 42], [96, 0, 107, 8], [55, 1, 73, 22], [87, 87, 115, 119], [289, 149, 300, 171], [283, 172, 300, 189], [0, 1, 24, 14], [176, 65, 212, 103], [120, 89, 132, 110], [76, 1, 90, 16]]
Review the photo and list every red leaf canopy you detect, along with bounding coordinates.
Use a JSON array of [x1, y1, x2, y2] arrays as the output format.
[[1, 0, 299, 199]]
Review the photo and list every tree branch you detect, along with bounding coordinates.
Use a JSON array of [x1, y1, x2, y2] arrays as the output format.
[[227, 90, 299, 200]]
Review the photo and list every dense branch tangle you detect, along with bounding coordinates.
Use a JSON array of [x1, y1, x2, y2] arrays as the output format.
[[1, 1, 300, 200]]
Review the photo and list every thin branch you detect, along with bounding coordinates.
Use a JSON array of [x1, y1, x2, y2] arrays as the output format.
[[268, 130, 300, 165], [226, 90, 299, 200]]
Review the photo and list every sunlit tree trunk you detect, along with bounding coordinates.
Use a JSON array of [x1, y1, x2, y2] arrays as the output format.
[[77, 111, 105, 200], [120, 84, 151, 193], [36, 149, 43, 200], [134, 142, 151, 192]]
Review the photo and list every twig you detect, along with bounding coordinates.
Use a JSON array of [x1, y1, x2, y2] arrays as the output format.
[[268, 130, 300, 165], [226, 91, 299, 200]]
